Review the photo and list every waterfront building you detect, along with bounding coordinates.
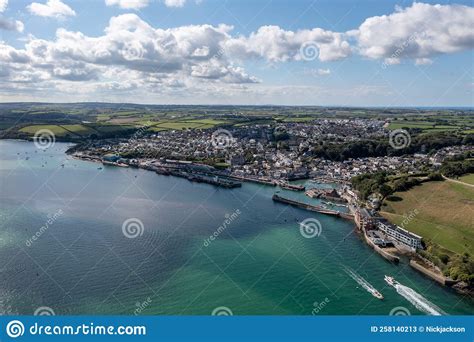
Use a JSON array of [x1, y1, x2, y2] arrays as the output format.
[[354, 208, 376, 231], [376, 220, 423, 250]]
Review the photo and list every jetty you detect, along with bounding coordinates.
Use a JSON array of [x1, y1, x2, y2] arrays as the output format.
[[184, 173, 242, 188], [272, 194, 353, 220], [305, 188, 346, 203], [228, 175, 277, 186], [279, 182, 305, 191]]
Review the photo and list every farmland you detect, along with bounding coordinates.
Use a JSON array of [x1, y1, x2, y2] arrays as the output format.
[[381, 180, 474, 255], [1, 102, 473, 141]]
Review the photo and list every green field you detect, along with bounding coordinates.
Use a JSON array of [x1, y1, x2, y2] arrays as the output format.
[[19, 124, 134, 137], [388, 120, 461, 132], [381, 180, 474, 255], [20, 124, 95, 137], [20, 125, 69, 135], [459, 173, 474, 185], [147, 119, 229, 131]]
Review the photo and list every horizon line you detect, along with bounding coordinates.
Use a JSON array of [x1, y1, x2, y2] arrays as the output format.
[[0, 101, 473, 110]]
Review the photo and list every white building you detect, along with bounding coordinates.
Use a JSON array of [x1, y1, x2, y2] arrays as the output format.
[[377, 220, 423, 250]]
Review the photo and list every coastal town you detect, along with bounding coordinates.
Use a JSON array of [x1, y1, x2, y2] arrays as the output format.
[[69, 119, 472, 183], [62, 116, 474, 298]]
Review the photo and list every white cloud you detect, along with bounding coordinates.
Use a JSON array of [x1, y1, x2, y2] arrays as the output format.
[[317, 68, 330, 75], [0, 17, 24, 31], [190, 59, 259, 83], [415, 58, 433, 65], [352, 2, 474, 62], [0, 0, 8, 13], [27, 0, 76, 18], [164, 0, 186, 7], [0, 13, 256, 94], [0, 0, 24, 32], [1, 3, 473, 102], [105, 0, 149, 10], [225, 25, 351, 62]]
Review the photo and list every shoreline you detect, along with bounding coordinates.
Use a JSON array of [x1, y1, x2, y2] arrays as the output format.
[[66, 150, 474, 299], [6, 139, 473, 300]]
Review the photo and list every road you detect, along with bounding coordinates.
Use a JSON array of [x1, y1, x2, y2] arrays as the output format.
[[442, 175, 474, 188]]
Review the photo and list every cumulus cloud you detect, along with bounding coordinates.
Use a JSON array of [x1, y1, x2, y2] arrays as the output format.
[[0, 13, 258, 96], [27, 0, 76, 18], [0, 0, 7, 12], [225, 25, 351, 62], [1, 2, 473, 102], [317, 68, 330, 75], [352, 2, 474, 63], [0, 17, 24, 31], [105, 0, 149, 10], [191, 59, 259, 83], [0, 0, 24, 32], [164, 0, 186, 7]]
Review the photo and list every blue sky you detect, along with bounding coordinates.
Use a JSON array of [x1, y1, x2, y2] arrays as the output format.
[[0, 0, 473, 106]]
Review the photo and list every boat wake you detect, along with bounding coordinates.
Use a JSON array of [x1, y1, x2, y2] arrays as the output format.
[[343, 266, 382, 299], [394, 284, 446, 316]]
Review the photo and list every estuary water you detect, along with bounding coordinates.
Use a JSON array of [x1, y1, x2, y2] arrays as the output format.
[[0, 140, 473, 315]]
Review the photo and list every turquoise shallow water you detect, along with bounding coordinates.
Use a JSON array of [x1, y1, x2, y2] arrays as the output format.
[[0, 140, 473, 315]]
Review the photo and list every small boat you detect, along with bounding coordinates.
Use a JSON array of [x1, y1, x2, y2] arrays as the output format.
[[384, 275, 399, 287], [97, 167, 103, 170], [371, 289, 384, 300]]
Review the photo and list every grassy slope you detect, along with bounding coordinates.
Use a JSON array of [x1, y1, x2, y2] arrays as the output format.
[[381, 180, 474, 255], [19, 124, 134, 137], [459, 173, 474, 185]]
